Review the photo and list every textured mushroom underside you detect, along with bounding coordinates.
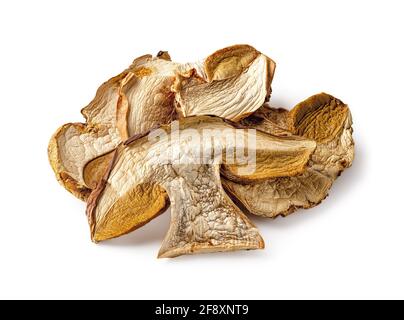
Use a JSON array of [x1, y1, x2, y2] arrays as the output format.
[[49, 45, 276, 200], [174, 53, 275, 121], [223, 93, 354, 217], [87, 116, 316, 258]]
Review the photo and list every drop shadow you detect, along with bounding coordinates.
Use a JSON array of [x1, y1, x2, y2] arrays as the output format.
[[267, 97, 291, 110], [101, 207, 271, 261], [159, 247, 270, 263]]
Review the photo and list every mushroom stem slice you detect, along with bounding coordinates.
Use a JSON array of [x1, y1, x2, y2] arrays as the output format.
[[87, 116, 315, 257], [158, 164, 264, 258]]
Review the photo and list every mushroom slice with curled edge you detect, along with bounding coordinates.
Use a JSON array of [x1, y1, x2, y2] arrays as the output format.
[[173, 45, 276, 121], [288, 92, 354, 179], [49, 45, 276, 200], [86, 116, 316, 258], [222, 93, 354, 218], [48, 54, 178, 200], [223, 169, 333, 218]]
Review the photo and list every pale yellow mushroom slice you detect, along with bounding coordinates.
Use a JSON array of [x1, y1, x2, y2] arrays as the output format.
[[288, 93, 354, 179], [86, 116, 315, 258], [222, 93, 354, 218], [173, 45, 276, 121]]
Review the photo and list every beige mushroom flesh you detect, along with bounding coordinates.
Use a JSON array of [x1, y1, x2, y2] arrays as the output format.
[[86, 116, 316, 258]]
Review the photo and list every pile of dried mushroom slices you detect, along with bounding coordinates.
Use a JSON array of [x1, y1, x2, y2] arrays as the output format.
[[49, 44, 354, 258]]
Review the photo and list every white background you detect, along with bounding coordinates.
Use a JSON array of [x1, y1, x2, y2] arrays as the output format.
[[0, 0, 403, 300]]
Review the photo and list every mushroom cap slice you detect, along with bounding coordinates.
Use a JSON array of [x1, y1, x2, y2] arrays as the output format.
[[49, 45, 277, 200], [86, 116, 315, 257], [49, 55, 177, 200], [289, 93, 354, 179], [223, 169, 333, 218], [48, 124, 122, 201], [240, 104, 291, 136], [173, 45, 276, 121], [222, 93, 354, 218]]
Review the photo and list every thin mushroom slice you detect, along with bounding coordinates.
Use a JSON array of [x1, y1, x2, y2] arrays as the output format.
[[86, 116, 315, 257], [288, 92, 354, 179], [173, 45, 276, 121], [49, 54, 177, 200], [220, 133, 316, 183], [223, 169, 333, 218], [222, 93, 354, 218], [49, 45, 277, 200], [48, 123, 121, 200], [48, 63, 135, 200], [239, 104, 291, 136]]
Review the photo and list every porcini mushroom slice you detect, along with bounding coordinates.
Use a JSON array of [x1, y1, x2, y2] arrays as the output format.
[[48, 123, 122, 200], [49, 45, 276, 200], [49, 54, 178, 200], [223, 169, 333, 218], [240, 104, 291, 136], [173, 45, 276, 121], [222, 93, 354, 218], [288, 93, 354, 179], [86, 116, 315, 258]]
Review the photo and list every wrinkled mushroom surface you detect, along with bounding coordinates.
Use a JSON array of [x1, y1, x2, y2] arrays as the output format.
[[288, 93, 354, 179], [49, 45, 276, 200], [223, 93, 354, 218], [49, 55, 177, 200], [240, 104, 290, 136], [173, 45, 276, 121], [87, 116, 316, 257]]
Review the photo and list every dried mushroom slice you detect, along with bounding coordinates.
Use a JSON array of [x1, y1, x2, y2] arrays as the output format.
[[240, 104, 291, 136], [222, 93, 354, 218], [223, 169, 333, 218], [289, 93, 348, 143], [173, 45, 276, 121], [221, 133, 316, 183], [86, 116, 315, 258], [49, 123, 121, 200], [49, 54, 178, 200], [289, 93, 354, 178], [49, 45, 277, 200], [310, 111, 354, 179]]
